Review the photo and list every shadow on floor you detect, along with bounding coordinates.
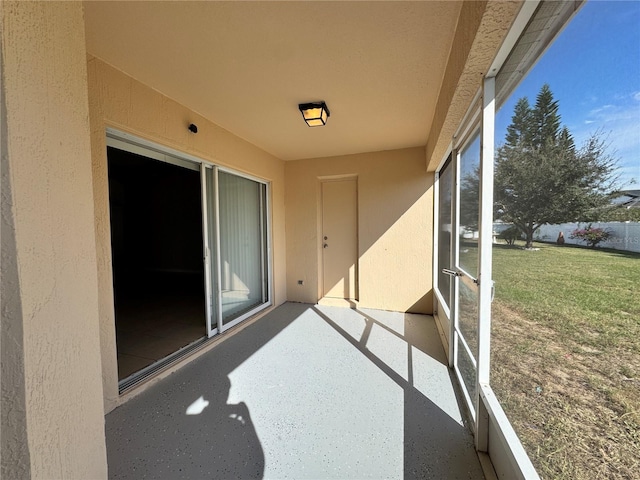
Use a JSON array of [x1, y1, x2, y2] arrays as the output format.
[[106, 303, 484, 479]]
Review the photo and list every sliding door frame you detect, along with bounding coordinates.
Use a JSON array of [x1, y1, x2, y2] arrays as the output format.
[[215, 166, 272, 332], [106, 128, 273, 379], [201, 163, 217, 338]]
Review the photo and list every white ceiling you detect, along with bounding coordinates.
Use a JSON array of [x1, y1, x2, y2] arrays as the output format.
[[84, 1, 462, 161]]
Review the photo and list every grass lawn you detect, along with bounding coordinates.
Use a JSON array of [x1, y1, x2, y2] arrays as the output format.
[[490, 242, 640, 480]]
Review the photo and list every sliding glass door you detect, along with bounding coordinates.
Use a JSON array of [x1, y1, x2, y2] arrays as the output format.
[[218, 170, 269, 326], [107, 129, 271, 386]]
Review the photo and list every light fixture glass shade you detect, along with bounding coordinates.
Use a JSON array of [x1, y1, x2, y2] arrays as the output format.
[[299, 102, 330, 127]]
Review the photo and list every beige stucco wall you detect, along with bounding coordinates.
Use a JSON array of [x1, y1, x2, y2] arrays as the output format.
[[86, 57, 287, 412], [426, 0, 522, 170], [1, 2, 107, 478], [286, 148, 434, 314]]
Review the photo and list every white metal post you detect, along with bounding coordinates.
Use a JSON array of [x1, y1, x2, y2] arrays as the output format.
[[200, 163, 214, 338], [213, 167, 224, 332], [476, 75, 496, 450], [449, 149, 461, 370], [433, 170, 440, 316]]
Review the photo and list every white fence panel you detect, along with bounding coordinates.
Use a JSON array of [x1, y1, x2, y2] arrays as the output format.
[[531, 222, 640, 253]]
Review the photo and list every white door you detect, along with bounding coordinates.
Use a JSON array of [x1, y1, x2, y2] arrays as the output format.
[[322, 179, 358, 300]]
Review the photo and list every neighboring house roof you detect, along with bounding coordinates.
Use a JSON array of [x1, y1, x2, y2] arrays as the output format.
[[620, 189, 640, 208]]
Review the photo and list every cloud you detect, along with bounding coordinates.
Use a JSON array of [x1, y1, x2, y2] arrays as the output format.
[[586, 104, 616, 118], [570, 93, 640, 190], [583, 100, 640, 131], [574, 110, 640, 154], [581, 94, 599, 106]]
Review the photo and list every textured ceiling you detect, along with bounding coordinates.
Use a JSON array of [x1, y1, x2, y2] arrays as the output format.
[[84, 1, 462, 161]]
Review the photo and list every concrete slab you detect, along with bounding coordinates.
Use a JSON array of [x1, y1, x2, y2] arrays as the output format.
[[106, 303, 485, 479]]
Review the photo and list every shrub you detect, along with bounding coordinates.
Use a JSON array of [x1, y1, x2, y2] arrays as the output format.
[[498, 225, 522, 246], [570, 224, 611, 248]]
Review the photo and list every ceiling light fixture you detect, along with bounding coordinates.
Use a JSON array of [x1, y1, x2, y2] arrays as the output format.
[[298, 102, 330, 127]]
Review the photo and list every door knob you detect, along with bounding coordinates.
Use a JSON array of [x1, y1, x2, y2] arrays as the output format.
[[323, 244, 328, 248]]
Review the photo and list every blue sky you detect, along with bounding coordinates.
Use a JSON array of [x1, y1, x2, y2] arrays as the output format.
[[495, 0, 640, 190]]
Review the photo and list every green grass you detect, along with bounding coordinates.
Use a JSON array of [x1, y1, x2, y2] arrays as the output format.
[[492, 242, 640, 352], [490, 241, 640, 480]]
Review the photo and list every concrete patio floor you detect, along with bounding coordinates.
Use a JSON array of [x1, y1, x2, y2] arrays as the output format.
[[106, 302, 485, 479]]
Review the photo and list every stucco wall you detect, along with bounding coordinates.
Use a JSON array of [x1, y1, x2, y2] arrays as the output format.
[[286, 148, 434, 314], [426, 0, 522, 170], [1, 28, 31, 480], [86, 57, 287, 413], [1, 2, 107, 478]]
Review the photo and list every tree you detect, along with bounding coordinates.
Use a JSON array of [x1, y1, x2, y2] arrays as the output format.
[[460, 165, 480, 231], [598, 205, 640, 222], [494, 84, 618, 248]]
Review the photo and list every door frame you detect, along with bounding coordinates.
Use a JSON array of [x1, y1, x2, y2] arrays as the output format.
[[106, 128, 273, 390], [431, 76, 512, 446], [216, 166, 273, 332], [317, 174, 359, 303], [454, 119, 483, 423], [432, 150, 454, 359], [433, 95, 484, 426]]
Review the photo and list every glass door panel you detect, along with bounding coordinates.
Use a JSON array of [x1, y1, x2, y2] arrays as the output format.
[[435, 155, 454, 354], [453, 130, 481, 419], [218, 171, 267, 324], [457, 340, 478, 403], [437, 155, 453, 310], [458, 134, 481, 278], [458, 276, 479, 358]]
